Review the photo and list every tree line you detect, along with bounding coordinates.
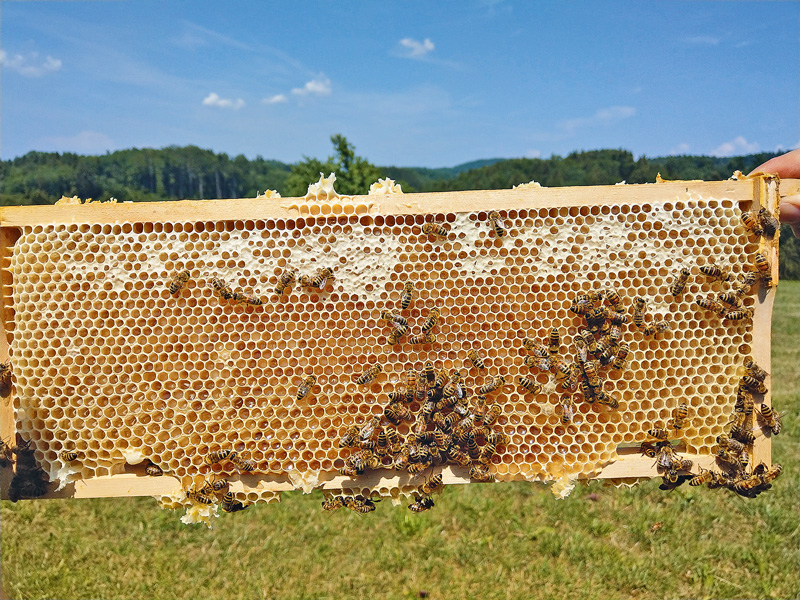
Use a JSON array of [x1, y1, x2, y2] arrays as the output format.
[[0, 138, 796, 278]]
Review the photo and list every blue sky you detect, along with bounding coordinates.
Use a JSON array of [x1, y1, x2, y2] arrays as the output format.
[[1, 1, 798, 167]]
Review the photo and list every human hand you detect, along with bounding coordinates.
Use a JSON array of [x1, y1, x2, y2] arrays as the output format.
[[750, 149, 800, 237]]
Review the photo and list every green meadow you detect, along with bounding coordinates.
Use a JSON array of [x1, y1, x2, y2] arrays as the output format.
[[2, 282, 798, 600]]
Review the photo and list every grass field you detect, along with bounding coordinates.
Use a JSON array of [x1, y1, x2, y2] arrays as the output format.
[[1, 283, 798, 600]]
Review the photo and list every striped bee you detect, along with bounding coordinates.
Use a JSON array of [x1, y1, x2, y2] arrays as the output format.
[[220, 491, 248, 513], [424, 361, 436, 384], [667, 403, 689, 430], [723, 310, 751, 322], [59, 450, 79, 462], [144, 462, 164, 476], [422, 222, 448, 238], [420, 474, 444, 496], [632, 297, 647, 329], [560, 396, 575, 424], [339, 425, 360, 448], [699, 264, 733, 282], [670, 268, 691, 298], [695, 296, 727, 316], [548, 328, 561, 356], [408, 495, 436, 513], [743, 357, 768, 382], [297, 375, 316, 400], [344, 495, 379, 513], [400, 282, 415, 310], [612, 343, 630, 371], [205, 449, 234, 465], [384, 402, 413, 424], [647, 428, 670, 441], [322, 495, 345, 511], [469, 465, 495, 482], [605, 289, 625, 312], [754, 252, 773, 288], [741, 375, 768, 394], [387, 323, 410, 344], [758, 207, 779, 237], [517, 376, 542, 395], [477, 375, 505, 395], [467, 349, 486, 370], [740, 210, 763, 237], [733, 272, 757, 296], [420, 308, 440, 332], [689, 469, 716, 487], [311, 267, 334, 289], [231, 454, 256, 472], [210, 277, 234, 300], [356, 363, 383, 385], [759, 404, 782, 435], [569, 294, 593, 316], [274, 268, 297, 296], [379, 310, 408, 327], [488, 210, 506, 238], [168, 269, 191, 296], [717, 292, 742, 308], [409, 331, 436, 345]]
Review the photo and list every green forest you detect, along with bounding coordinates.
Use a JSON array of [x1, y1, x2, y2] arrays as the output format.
[[1, 138, 797, 277]]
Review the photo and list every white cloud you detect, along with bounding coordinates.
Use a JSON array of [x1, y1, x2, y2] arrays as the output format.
[[0, 49, 62, 77], [398, 37, 435, 59], [559, 105, 636, 134], [262, 94, 288, 105], [33, 130, 115, 154], [525, 149, 542, 158], [682, 35, 720, 46], [291, 74, 331, 97], [710, 136, 759, 157], [202, 92, 245, 110], [669, 143, 691, 155]]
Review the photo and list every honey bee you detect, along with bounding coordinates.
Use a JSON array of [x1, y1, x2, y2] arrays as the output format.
[[668, 403, 689, 430], [479, 441, 497, 465], [594, 338, 615, 365], [422, 222, 448, 238], [379, 310, 408, 327], [585, 306, 610, 331], [411, 331, 436, 345], [741, 210, 763, 236], [408, 460, 433, 476], [341, 449, 379, 476], [393, 445, 411, 470], [339, 425, 360, 448], [760, 463, 782, 484], [487, 210, 506, 238], [200, 475, 229, 495], [322, 495, 345, 511], [605, 289, 624, 311], [477, 375, 505, 395], [695, 296, 727, 316], [408, 495, 436, 513], [732, 272, 757, 298], [210, 277, 234, 300], [231, 454, 256, 472], [717, 292, 741, 309], [654, 443, 678, 470], [730, 423, 756, 446], [723, 310, 751, 322], [560, 396, 575, 424], [639, 442, 658, 458], [743, 357, 768, 382], [356, 364, 383, 385], [359, 417, 381, 442], [632, 297, 646, 329], [142, 462, 164, 477], [344, 495, 378, 513], [400, 282, 415, 310], [524, 354, 552, 372], [442, 372, 462, 398], [384, 402, 413, 424], [419, 361, 435, 385], [220, 491, 249, 513], [205, 449, 234, 465], [580, 358, 602, 389], [419, 474, 444, 496], [758, 207, 779, 238], [594, 389, 619, 409], [420, 308, 440, 332], [241, 293, 264, 306], [433, 368, 448, 389], [469, 465, 495, 482], [274, 268, 297, 295], [754, 252, 773, 288], [0, 360, 11, 396], [689, 469, 716, 487], [311, 267, 334, 289], [186, 486, 215, 505], [647, 428, 670, 441], [517, 376, 543, 395], [467, 349, 486, 370], [741, 375, 768, 395], [547, 327, 561, 356], [759, 404, 782, 435], [297, 375, 316, 400], [168, 269, 191, 296], [670, 268, 691, 297], [611, 343, 630, 371], [699, 264, 732, 282], [0, 438, 14, 468], [448, 447, 473, 466], [59, 450, 79, 461], [731, 474, 765, 496], [569, 294, 593, 315]]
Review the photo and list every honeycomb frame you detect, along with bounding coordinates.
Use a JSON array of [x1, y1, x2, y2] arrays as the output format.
[[0, 176, 787, 505]]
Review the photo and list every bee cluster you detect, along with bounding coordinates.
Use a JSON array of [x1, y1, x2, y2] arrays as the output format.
[[333, 266, 512, 513], [1, 184, 783, 515]]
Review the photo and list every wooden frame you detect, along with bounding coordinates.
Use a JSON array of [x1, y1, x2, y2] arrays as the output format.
[[0, 176, 793, 501]]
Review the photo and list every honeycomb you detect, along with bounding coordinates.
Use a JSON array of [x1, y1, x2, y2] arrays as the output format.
[[1, 177, 777, 512]]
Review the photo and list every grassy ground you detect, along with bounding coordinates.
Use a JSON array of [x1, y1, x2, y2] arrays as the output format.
[[2, 283, 798, 600]]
